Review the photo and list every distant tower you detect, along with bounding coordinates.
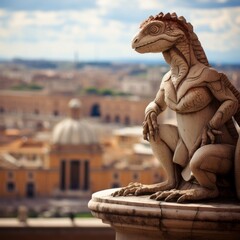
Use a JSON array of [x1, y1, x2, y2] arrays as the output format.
[[52, 98, 98, 145], [50, 98, 102, 197]]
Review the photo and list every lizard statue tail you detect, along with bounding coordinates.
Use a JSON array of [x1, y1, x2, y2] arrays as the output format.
[[221, 73, 240, 199], [190, 19, 240, 199], [221, 74, 240, 123]]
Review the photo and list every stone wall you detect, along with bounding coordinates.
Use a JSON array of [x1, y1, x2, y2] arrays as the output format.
[[0, 218, 115, 240], [0, 91, 153, 127]]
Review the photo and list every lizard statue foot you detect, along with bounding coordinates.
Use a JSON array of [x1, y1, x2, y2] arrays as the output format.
[[112, 180, 176, 197], [150, 186, 219, 203]]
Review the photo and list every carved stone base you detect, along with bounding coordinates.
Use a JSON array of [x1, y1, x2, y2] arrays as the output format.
[[88, 188, 240, 240]]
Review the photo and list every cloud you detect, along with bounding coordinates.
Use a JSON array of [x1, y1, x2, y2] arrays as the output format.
[[138, 0, 165, 10], [189, 7, 238, 31], [0, 0, 239, 63], [0, 7, 137, 60], [174, 0, 240, 8], [187, 7, 240, 53]]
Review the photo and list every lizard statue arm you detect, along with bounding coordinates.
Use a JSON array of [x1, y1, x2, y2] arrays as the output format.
[[202, 71, 238, 146], [143, 80, 167, 141]]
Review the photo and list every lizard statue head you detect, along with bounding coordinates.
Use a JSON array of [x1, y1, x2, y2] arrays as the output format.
[[132, 12, 210, 67], [132, 12, 191, 54]]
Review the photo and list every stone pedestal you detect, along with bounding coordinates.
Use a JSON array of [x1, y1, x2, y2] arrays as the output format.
[[88, 188, 240, 240]]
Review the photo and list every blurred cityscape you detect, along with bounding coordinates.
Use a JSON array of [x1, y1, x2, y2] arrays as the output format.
[[0, 0, 239, 238], [0, 58, 240, 239], [0, 59, 171, 216]]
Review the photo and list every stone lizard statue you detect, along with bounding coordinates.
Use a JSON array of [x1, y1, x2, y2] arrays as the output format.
[[113, 12, 240, 202]]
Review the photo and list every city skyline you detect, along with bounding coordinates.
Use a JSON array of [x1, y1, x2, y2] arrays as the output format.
[[0, 0, 240, 64]]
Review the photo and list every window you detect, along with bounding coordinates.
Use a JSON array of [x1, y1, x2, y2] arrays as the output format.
[[36, 122, 43, 130], [28, 172, 34, 180], [60, 160, 66, 190], [7, 182, 15, 192], [133, 173, 139, 181], [112, 182, 120, 188], [70, 160, 80, 190], [0, 107, 4, 113], [113, 172, 119, 180], [115, 115, 120, 123], [8, 171, 14, 179], [34, 109, 39, 115], [83, 160, 89, 191], [91, 104, 101, 117], [105, 115, 111, 123], [124, 116, 130, 125], [26, 182, 35, 198], [53, 110, 59, 117]]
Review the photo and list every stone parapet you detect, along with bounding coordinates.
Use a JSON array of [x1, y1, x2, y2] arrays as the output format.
[[88, 188, 240, 240]]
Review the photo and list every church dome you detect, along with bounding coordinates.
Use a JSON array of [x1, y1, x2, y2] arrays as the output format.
[[52, 99, 98, 145]]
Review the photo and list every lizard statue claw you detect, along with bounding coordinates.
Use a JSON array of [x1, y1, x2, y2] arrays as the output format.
[[112, 12, 240, 202]]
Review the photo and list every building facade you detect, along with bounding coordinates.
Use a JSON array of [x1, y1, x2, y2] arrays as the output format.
[[0, 99, 165, 199], [0, 90, 154, 129]]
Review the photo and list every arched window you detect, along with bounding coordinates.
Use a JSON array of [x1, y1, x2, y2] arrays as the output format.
[[83, 160, 90, 191], [90, 103, 101, 117], [34, 109, 39, 115], [7, 182, 15, 192], [26, 182, 35, 198], [124, 116, 130, 125], [70, 160, 80, 190], [53, 110, 59, 117], [60, 160, 66, 191], [133, 173, 139, 181], [8, 171, 14, 179], [0, 107, 5, 114], [28, 172, 34, 180], [36, 122, 43, 130], [105, 114, 111, 123], [112, 182, 120, 188], [115, 115, 120, 123], [113, 172, 119, 180]]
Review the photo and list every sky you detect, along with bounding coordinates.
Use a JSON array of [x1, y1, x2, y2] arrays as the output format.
[[0, 0, 239, 64]]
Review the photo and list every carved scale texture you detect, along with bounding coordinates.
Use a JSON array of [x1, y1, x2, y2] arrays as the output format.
[[190, 32, 210, 67], [170, 48, 189, 89]]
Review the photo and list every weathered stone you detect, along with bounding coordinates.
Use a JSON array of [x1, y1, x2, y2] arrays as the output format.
[[89, 189, 240, 240], [113, 12, 240, 203]]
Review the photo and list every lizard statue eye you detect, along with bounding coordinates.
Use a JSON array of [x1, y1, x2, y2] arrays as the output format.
[[147, 22, 164, 36]]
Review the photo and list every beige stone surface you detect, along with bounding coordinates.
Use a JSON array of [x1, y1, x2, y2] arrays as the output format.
[[89, 188, 240, 240], [114, 12, 240, 203]]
